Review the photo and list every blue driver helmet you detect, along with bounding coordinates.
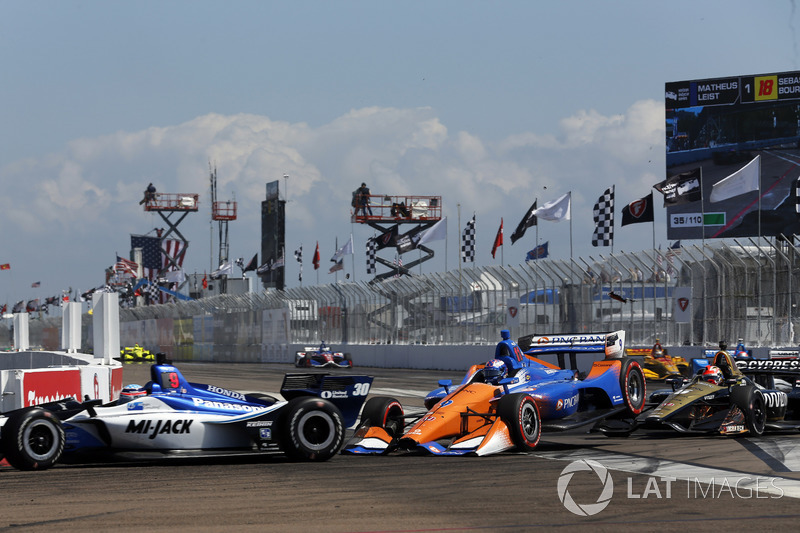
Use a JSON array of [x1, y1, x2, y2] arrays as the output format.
[[319, 341, 329, 352], [118, 384, 147, 404], [484, 359, 508, 384]]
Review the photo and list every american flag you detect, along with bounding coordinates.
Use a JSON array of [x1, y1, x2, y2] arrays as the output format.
[[114, 256, 139, 277], [130, 235, 186, 304], [130, 235, 186, 279]]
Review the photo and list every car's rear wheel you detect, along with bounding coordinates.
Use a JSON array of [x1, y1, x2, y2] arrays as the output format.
[[278, 397, 344, 461], [730, 386, 766, 436], [360, 396, 404, 437], [344, 353, 353, 367], [0, 408, 64, 471], [620, 358, 646, 415], [497, 393, 541, 452]]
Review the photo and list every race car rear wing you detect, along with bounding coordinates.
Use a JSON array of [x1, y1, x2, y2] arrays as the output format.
[[280, 373, 373, 427], [517, 330, 626, 369]]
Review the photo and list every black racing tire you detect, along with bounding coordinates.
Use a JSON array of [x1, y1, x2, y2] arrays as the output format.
[[278, 397, 345, 461], [497, 393, 541, 452], [344, 353, 353, 367], [620, 358, 646, 415], [730, 386, 766, 436], [0, 408, 64, 471], [360, 396, 404, 437], [294, 355, 304, 368]]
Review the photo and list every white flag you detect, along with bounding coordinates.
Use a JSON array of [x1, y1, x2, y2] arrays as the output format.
[[417, 217, 447, 246], [163, 269, 186, 284], [709, 155, 760, 203], [211, 261, 232, 279], [533, 192, 571, 221], [330, 234, 354, 263]]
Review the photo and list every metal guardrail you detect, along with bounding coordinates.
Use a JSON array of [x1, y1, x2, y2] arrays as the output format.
[[8, 239, 799, 350]]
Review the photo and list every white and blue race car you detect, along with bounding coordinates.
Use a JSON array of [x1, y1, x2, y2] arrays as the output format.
[[0, 355, 372, 470]]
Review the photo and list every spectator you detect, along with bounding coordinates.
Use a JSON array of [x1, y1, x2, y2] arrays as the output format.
[[356, 182, 373, 216], [140, 182, 157, 205]]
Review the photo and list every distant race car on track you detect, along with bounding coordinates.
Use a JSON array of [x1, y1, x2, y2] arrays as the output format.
[[343, 329, 645, 456], [0, 354, 372, 470], [295, 342, 353, 368], [626, 339, 690, 380]]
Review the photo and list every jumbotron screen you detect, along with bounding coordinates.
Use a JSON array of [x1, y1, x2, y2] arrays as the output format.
[[664, 70, 800, 240]]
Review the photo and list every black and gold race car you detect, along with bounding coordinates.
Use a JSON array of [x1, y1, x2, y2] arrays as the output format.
[[601, 348, 800, 436]]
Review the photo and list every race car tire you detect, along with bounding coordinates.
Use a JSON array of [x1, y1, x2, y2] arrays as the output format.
[[278, 397, 345, 461], [497, 393, 541, 452], [0, 408, 64, 471], [730, 386, 766, 436], [344, 353, 353, 367], [360, 396, 404, 437], [620, 358, 646, 415]]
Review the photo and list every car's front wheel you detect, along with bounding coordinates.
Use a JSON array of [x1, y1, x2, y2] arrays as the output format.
[[497, 393, 541, 452]]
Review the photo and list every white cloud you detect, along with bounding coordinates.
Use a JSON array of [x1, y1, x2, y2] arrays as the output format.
[[0, 100, 666, 295]]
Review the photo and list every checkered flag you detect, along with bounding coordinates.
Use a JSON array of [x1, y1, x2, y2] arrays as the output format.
[[591, 186, 614, 247], [294, 246, 303, 282], [461, 215, 476, 263], [147, 281, 160, 304], [366, 238, 377, 274]]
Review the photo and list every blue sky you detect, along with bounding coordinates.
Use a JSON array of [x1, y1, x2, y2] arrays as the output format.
[[1, 1, 799, 303]]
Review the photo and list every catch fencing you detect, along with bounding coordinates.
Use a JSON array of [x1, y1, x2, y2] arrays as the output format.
[[9, 239, 800, 353]]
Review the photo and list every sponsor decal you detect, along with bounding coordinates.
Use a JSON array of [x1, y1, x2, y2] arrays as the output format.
[[192, 397, 268, 412], [764, 391, 788, 408], [736, 359, 800, 371], [246, 420, 273, 427], [440, 400, 453, 408], [423, 416, 437, 422], [556, 394, 579, 411], [321, 390, 350, 399], [127, 402, 144, 411], [259, 428, 271, 440], [206, 385, 246, 400], [721, 424, 745, 434], [125, 419, 193, 439]]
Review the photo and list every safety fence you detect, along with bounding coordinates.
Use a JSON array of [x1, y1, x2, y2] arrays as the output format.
[[8, 239, 800, 353]]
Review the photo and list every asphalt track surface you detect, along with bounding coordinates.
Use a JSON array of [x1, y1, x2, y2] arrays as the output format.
[[4, 362, 800, 532]]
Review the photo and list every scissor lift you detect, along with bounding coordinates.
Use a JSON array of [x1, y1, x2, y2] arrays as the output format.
[[143, 192, 199, 289], [353, 194, 442, 281]]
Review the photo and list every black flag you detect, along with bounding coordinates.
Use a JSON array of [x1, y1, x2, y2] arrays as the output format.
[[510, 200, 537, 244], [621, 192, 655, 226], [654, 168, 702, 206]]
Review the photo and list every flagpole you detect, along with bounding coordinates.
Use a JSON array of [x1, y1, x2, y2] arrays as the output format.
[[569, 192, 573, 261], [700, 166, 706, 248], [458, 203, 462, 297]]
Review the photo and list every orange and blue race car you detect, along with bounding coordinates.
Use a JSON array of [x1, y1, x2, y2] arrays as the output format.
[[343, 329, 645, 456]]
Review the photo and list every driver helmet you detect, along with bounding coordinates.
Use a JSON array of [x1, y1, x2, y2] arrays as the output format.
[[319, 341, 329, 352], [484, 359, 508, 384], [118, 384, 147, 404], [702, 365, 724, 386], [651, 339, 664, 357]]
